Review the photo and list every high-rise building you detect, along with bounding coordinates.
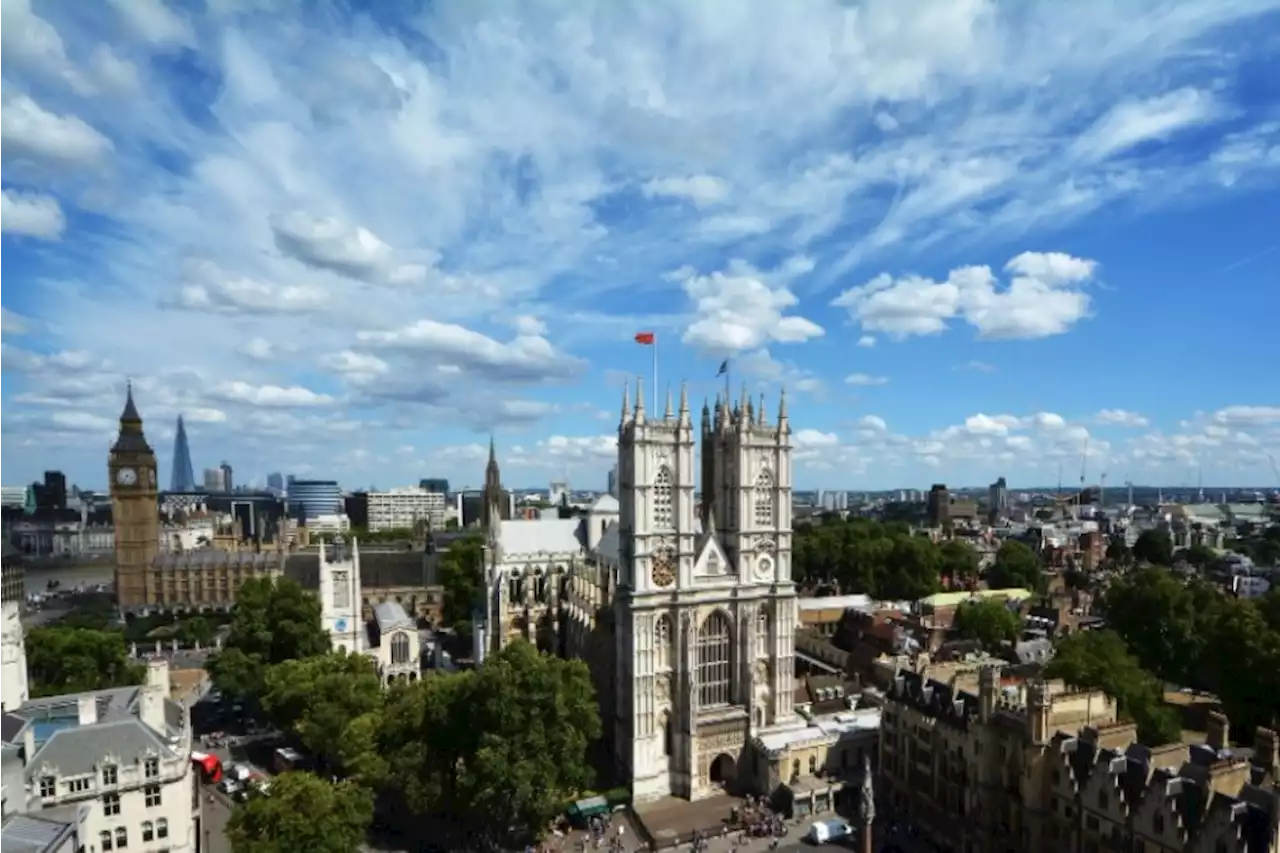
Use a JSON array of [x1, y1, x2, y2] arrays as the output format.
[[219, 461, 234, 492], [267, 472, 285, 492], [607, 464, 618, 498], [169, 415, 196, 492], [287, 479, 343, 520], [367, 487, 447, 532], [418, 478, 449, 494], [202, 467, 225, 492]]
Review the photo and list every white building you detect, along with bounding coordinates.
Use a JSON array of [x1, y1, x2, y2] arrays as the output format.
[[366, 602, 420, 685], [612, 382, 801, 802], [366, 488, 447, 533], [2, 550, 29, 712], [2, 659, 197, 853], [318, 538, 363, 654], [307, 514, 351, 536]]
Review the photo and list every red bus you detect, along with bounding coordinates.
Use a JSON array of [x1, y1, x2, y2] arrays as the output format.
[[191, 751, 224, 784]]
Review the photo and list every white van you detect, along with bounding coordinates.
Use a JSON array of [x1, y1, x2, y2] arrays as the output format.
[[807, 819, 853, 845]]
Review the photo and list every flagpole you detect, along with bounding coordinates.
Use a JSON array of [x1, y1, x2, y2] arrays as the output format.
[[652, 336, 659, 411]]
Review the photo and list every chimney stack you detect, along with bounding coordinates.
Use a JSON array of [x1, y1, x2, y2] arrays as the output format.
[[146, 658, 171, 699], [1206, 711, 1229, 751], [77, 695, 98, 726]]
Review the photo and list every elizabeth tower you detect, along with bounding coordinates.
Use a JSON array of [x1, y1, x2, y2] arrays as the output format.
[[109, 384, 159, 611]]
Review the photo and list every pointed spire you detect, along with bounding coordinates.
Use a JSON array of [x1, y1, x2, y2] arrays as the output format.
[[746, 393, 755, 423], [777, 386, 789, 433], [679, 382, 689, 416], [621, 382, 630, 426], [634, 375, 645, 423], [488, 433, 497, 465], [664, 384, 674, 419], [758, 393, 767, 425], [120, 381, 141, 423]]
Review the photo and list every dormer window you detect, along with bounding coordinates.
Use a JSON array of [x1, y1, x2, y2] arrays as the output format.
[[101, 763, 118, 786], [144, 757, 159, 779], [39, 776, 56, 798]]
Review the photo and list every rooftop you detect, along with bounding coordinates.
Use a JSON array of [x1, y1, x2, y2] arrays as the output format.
[[1, 813, 77, 853]]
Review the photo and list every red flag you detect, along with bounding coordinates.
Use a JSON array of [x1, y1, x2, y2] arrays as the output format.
[[634, 332, 655, 345]]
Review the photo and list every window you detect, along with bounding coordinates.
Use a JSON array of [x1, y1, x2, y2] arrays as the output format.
[[101, 764, 118, 786], [115, 827, 128, 849], [144, 757, 159, 779], [68, 777, 92, 793], [808, 755, 817, 775], [756, 610, 769, 651], [697, 611, 732, 707], [653, 466, 673, 530], [332, 570, 351, 609], [390, 632, 411, 665], [654, 616, 671, 670], [145, 785, 161, 807], [142, 822, 155, 843], [753, 470, 774, 527], [39, 776, 56, 798], [156, 819, 168, 840], [100, 831, 113, 852], [104, 793, 121, 816]]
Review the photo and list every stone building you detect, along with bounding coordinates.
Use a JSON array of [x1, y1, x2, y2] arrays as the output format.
[[2, 543, 29, 712], [881, 664, 1279, 852], [108, 386, 160, 612]]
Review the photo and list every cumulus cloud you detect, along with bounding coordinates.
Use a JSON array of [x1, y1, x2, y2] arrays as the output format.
[[831, 251, 1098, 340], [1, 189, 66, 239], [677, 262, 823, 353]]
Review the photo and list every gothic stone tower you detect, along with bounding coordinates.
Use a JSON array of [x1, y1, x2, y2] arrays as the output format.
[[109, 384, 159, 613], [319, 536, 363, 654], [615, 379, 798, 803], [482, 436, 503, 529]]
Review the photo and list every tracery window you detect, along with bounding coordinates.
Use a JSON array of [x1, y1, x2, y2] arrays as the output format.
[[390, 632, 411, 665], [754, 470, 774, 527], [697, 611, 732, 707], [653, 466, 674, 529], [654, 616, 672, 670]]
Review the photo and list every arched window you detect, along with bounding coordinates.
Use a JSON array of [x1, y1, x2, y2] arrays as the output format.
[[756, 609, 769, 652], [115, 827, 128, 848], [100, 831, 113, 852], [156, 819, 168, 840], [390, 632, 411, 665], [653, 466, 674, 529], [697, 611, 733, 707], [142, 822, 155, 842], [654, 616, 671, 670], [754, 470, 774, 527]]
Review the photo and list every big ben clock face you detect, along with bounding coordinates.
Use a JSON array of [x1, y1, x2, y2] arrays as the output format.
[[116, 467, 138, 486]]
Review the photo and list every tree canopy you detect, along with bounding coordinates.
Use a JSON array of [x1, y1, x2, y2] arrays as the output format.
[[986, 541, 1044, 592], [261, 651, 387, 783], [952, 599, 1020, 649], [206, 577, 330, 699], [380, 641, 600, 847], [226, 772, 373, 853], [792, 518, 942, 598], [1132, 529, 1174, 566], [1103, 568, 1280, 736], [439, 535, 484, 635], [1045, 630, 1182, 746], [25, 627, 144, 697]]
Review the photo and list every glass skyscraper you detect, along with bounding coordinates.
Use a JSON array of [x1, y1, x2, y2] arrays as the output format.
[[286, 478, 343, 520], [170, 415, 196, 492]]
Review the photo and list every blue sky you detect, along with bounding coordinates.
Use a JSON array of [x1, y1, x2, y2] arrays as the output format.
[[3, 0, 1279, 493]]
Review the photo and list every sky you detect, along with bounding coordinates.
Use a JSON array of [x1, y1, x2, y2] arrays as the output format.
[[2, 0, 1280, 495]]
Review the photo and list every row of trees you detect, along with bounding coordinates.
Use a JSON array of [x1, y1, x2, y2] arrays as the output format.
[[25, 626, 143, 697], [793, 517, 1044, 598], [207, 578, 600, 853]]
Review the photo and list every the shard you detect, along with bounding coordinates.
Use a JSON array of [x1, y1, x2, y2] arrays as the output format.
[[170, 415, 196, 492]]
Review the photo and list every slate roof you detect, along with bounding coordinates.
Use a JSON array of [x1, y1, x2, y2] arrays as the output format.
[[284, 550, 434, 590], [152, 550, 283, 571], [373, 601, 415, 631], [1, 711, 27, 744], [888, 670, 979, 731], [1, 813, 76, 853], [497, 518, 585, 558], [14, 686, 185, 779]]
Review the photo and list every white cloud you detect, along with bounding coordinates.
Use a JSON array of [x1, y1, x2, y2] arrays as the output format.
[[356, 319, 583, 384], [678, 262, 823, 353], [238, 338, 277, 360], [1, 309, 32, 336], [209, 381, 336, 408], [856, 335, 876, 348], [832, 251, 1097, 340], [1, 190, 66, 239], [1071, 88, 1221, 163], [642, 175, 731, 208], [0, 94, 113, 169], [270, 212, 432, 286], [955, 360, 995, 372], [108, 0, 194, 47], [1096, 409, 1150, 428], [845, 373, 889, 387]]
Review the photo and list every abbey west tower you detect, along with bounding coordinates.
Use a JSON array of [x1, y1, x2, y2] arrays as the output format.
[[109, 384, 160, 612], [614, 380, 798, 802]]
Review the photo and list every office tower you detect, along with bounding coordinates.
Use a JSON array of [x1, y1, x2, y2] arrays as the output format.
[[170, 415, 196, 491], [267, 472, 285, 492]]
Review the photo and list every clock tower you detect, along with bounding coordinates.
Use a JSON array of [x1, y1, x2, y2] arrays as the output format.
[[109, 383, 159, 613]]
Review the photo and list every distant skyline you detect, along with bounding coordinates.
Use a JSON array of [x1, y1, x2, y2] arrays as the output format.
[[2, 2, 1278, 490]]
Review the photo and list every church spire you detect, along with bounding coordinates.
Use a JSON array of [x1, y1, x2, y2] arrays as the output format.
[[664, 384, 674, 420], [621, 383, 631, 427], [120, 381, 141, 424], [633, 375, 645, 424]]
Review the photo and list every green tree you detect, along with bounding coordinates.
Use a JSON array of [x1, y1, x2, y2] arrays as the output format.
[[938, 540, 980, 585], [1045, 630, 1181, 746], [176, 616, 215, 647], [987, 541, 1043, 592], [206, 577, 330, 700], [25, 627, 144, 697], [1105, 539, 1130, 566], [1102, 567, 1208, 687], [226, 772, 373, 853], [1182, 543, 1218, 570], [261, 652, 387, 783], [381, 641, 600, 846], [793, 518, 940, 599], [1132, 529, 1174, 566], [439, 535, 484, 632], [1198, 596, 1280, 734], [952, 599, 1020, 648]]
